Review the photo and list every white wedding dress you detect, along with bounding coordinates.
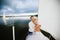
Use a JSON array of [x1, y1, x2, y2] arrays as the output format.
[[26, 21, 49, 40]]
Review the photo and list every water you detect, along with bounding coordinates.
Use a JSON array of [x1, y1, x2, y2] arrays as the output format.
[[0, 18, 4, 25], [0, 16, 30, 40]]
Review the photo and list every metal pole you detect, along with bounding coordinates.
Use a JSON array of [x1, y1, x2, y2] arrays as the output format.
[[12, 13, 15, 40], [12, 26, 15, 40]]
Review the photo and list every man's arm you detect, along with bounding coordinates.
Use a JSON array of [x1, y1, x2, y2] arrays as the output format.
[[40, 29, 56, 40]]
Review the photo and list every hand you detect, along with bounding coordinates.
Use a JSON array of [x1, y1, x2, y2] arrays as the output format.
[[34, 25, 41, 32]]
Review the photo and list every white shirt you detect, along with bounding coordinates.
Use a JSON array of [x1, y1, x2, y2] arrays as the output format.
[[26, 21, 49, 40], [29, 21, 35, 32]]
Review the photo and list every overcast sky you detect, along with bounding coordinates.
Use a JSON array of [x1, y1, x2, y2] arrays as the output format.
[[0, 0, 38, 16]]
